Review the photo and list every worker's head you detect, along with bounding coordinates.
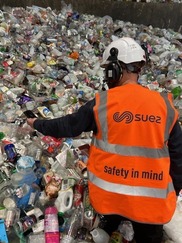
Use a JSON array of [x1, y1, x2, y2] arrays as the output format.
[[101, 37, 146, 88]]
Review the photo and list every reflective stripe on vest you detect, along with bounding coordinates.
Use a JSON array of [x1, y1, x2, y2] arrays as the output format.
[[88, 171, 174, 198]]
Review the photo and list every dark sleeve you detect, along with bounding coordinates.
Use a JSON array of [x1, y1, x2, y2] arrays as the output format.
[[168, 121, 182, 195], [33, 99, 97, 138]]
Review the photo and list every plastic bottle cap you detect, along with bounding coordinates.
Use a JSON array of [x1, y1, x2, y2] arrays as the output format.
[[0, 132, 5, 140], [58, 212, 64, 217], [58, 213, 64, 225]]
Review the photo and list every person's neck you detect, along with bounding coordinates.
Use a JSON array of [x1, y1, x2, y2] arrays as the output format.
[[119, 73, 138, 86]]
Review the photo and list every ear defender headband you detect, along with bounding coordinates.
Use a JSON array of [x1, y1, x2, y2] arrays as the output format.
[[105, 47, 122, 84]]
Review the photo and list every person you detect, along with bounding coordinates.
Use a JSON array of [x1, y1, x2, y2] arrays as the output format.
[[27, 37, 182, 243]]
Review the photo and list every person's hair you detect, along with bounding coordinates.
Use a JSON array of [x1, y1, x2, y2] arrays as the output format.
[[120, 61, 145, 74]]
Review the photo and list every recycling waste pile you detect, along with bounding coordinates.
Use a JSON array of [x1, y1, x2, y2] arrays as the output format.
[[0, 2, 182, 243]]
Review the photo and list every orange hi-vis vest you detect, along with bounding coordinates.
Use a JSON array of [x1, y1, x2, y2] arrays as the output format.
[[87, 83, 179, 224]]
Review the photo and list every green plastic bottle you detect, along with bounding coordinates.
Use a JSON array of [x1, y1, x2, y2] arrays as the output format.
[[171, 86, 182, 99], [0, 132, 5, 141]]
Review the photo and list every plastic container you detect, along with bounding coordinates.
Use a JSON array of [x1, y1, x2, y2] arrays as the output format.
[[37, 106, 54, 119], [44, 206, 60, 243], [4, 143, 18, 163], [90, 228, 110, 243], [0, 185, 14, 206], [13, 214, 38, 235], [54, 187, 73, 214], [11, 171, 35, 188], [5, 207, 20, 229]]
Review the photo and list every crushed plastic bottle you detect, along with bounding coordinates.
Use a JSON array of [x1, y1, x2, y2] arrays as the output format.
[[61, 206, 83, 243]]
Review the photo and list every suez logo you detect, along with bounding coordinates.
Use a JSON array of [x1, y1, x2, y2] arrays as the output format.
[[113, 111, 161, 124]]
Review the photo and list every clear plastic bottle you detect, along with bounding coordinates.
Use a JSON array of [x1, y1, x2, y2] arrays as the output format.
[[83, 185, 95, 230], [13, 183, 31, 198], [0, 184, 13, 206], [44, 206, 60, 243], [61, 206, 83, 243], [117, 221, 134, 242], [5, 207, 20, 230], [10, 156, 38, 208]]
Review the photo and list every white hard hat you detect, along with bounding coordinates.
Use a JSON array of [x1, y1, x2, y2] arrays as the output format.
[[101, 37, 146, 66]]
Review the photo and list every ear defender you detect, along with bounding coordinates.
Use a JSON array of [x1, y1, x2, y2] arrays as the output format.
[[105, 47, 122, 83]]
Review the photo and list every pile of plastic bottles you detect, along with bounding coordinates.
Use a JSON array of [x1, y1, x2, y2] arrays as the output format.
[[0, 4, 181, 123], [0, 2, 181, 243], [0, 123, 135, 243]]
